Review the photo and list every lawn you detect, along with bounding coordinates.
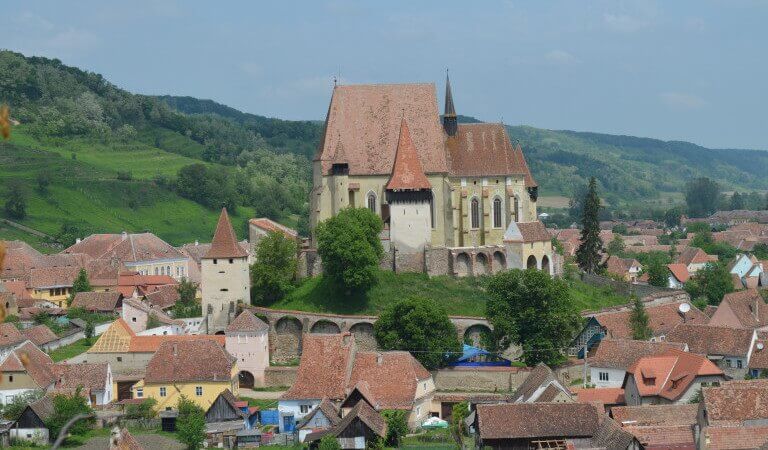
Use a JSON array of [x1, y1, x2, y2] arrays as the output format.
[[48, 338, 94, 362], [241, 396, 279, 410], [272, 270, 630, 317], [0, 222, 56, 253]]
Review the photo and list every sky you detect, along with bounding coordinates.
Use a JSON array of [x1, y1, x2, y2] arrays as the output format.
[[2, 0, 767, 150]]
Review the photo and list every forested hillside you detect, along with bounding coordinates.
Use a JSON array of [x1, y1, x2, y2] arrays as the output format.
[[1, 49, 766, 250]]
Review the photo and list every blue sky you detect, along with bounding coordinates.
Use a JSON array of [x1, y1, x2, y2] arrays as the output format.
[[2, 0, 766, 149]]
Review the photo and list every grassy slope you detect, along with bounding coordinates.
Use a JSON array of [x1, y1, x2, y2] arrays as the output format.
[[0, 127, 252, 246], [271, 271, 629, 316]]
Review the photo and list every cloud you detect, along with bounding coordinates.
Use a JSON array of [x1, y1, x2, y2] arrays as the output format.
[[603, 13, 649, 33], [544, 50, 580, 65], [660, 92, 707, 110]]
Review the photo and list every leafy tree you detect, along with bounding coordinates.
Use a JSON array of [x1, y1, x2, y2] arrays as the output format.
[[606, 235, 625, 256], [68, 268, 92, 306], [486, 269, 580, 366], [685, 177, 720, 217], [171, 278, 201, 319], [146, 312, 161, 329], [630, 296, 652, 340], [575, 178, 604, 274], [176, 395, 206, 450], [2, 390, 43, 420], [664, 207, 683, 228], [684, 262, 734, 305], [611, 224, 628, 235], [374, 297, 461, 370], [250, 231, 297, 305], [318, 435, 342, 450], [124, 398, 158, 420], [382, 410, 408, 447], [316, 208, 383, 293], [84, 320, 95, 343], [54, 221, 88, 247], [730, 191, 745, 210], [753, 244, 768, 260], [645, 256, 669, 288], [177, 278, 197, 304], [450, 401, 469, 437], [45, 390, 94, 441], [36, 170, 52, 193], [4, 180, 27, 220]]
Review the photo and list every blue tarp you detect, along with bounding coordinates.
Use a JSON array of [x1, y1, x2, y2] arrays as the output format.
[[450, 344, 511, 367], [260, 410, 280, 426]]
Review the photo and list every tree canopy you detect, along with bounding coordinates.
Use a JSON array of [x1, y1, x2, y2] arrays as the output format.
[[68, 268, 92, 306], [486, 269, 581, 366], [630, 296, 652, 340], [176, 395, 206, 450], [684, 262, 734, 305], [685, 177, 721, 217], [250, 231, 297, 305], [575, 177, 604, 274], [374, 297, 461, 370]]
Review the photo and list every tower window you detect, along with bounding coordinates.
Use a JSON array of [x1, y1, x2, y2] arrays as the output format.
[[367, 192, 377, 214], [470, 198, 480, 229], [493, 197, 503, 228]]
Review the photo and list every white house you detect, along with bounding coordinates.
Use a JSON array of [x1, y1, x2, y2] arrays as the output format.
[[588, 339, 688, 388]]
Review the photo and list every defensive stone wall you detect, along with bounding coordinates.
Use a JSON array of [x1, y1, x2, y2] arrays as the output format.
[[264, 366, 298, 388], [433, 366, 530, 392]]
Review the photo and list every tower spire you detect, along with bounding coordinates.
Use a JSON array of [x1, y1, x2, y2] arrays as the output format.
[[443, 69, 458, 136]]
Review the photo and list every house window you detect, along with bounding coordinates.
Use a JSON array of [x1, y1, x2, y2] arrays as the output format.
[[229, 259, 233, 264], [470, 198, 480, 229], [136, 388, 143, 398], [300, 405, 310, 414], [166, 265, 171, 274], [8, 375, 13, 382], [367, 192, 377, 214], [599, 372, 609, 382], [132, 317, 137, 323], [154, 267, 159, 275], [493, 197, 503, 228], [737, 360, 743, 369], [195, 386, 203, 396], [213, 259, 218, 265], [160, 387, 167, 397], [117, 357, 122, 362], [726, 359, 733, 368]]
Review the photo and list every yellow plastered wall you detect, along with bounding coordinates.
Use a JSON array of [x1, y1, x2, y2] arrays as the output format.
[[32, 288, 71, 308], [131, 366, 240, 412]]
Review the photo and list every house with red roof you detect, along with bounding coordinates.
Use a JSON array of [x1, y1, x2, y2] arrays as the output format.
[[667, 263, 690, 289], [622, 348, 725, 406], [0, 341, 56, 406]]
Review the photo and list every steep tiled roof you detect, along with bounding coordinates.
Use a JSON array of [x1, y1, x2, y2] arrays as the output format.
[[512, 363, 561, 402], [71, 291, 123, 312], [504, 221, 551, 243], [446, 123, 536, 185], [305, 400, 387, 443], [611, 404, 699, 427], [588, 417, 638, 449], [701, 425, 768, 449], [142, 285, 179, 310], [89, 319, 135, 353], [385, 119, 431, 191], [204, 209, 248, 259], [571, 387, 625, 405], [28, 395, 55, 421], [348, 351, 431, 410], [22, 324, 58, 346], [53, 362, 109, 392], [63, 233, 185, 263], [122, 297, 182, 328], [226, 310, 269, 333], [0, 322, 25, 348], [130, 334, 225, 353], [589, 339, 687, 370], [297, 397, 341, 429], [144, 340, 235, 383], [677, 247, 714, 266], [701, 380, 768, 426], [592, 301, 707, 339], [625, 348, 723, 401], [666, 323, 754, 357], [476, 402, 601, 440], [709, 289, 768, 329], [28, 266, 81, 289], [282, 334, 355, 401], [749, 332, 768, 369], [2, 341, 56, 388], [605, 256, 640, 276], [667, 263, 690, 283], [249, 218, 298, 240], [622, 424, 695, 448], [316, 83, 449, 176]]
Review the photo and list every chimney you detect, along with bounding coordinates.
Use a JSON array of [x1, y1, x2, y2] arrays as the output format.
[[195, 240, 199, 246], [173, 343, 178, 357], [376, 353, 383, 365], [121, 231, 128, 241], [75, 238, 81, 244]]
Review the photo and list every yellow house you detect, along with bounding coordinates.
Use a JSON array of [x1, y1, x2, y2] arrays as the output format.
[[132, 339, 238, 411], [28, 266, 81, 308]]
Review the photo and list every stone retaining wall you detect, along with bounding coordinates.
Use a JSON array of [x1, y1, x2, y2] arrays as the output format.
[[265, 366, 298, 388], [433, 367, 530, 392]]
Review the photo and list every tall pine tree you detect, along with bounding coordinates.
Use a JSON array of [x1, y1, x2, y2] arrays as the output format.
[[575, 177, 603, 274], [630, 296, 652, 340]]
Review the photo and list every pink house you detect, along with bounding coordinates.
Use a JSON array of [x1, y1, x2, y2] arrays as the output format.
[[225, 310, 270, 388]]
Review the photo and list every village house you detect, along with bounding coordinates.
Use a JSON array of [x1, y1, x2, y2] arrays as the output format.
[[141, 284, 179, 310], [304, 400, 388, 450], [747, 331, 768, 377], [474, 402, 638, 449], [52, 362, 112, 405], [728, 253, 764, 289], [21, 325, 59, 350], [12, 395, 54, 445], [0, 341, 55, 405], [611, 404, 698, 449], [296, 398, 341, 443], [622, 348, 725, 406], [248, 218, 299, 255], [132, 339, 238, 412], [510, 363, 573, 403], [582, 300, 707, 343], [224, 310, 269, 389], [697, 380, 768, 448], [115, 271, 178, 299], [588, 339, 687, 388], [666, 263, 690, 289], [27, 266, 81, 308], [309, 78, 553, 277], [708, 289, 768, 330], [279, 333, 434, 431], [666, 323, 756, 378], [676, 247, 718, 275], [70, 291, 124, 313], [604, 256, 643, 283], [203, 389, 258, 449], [62, 232, 190, 281], [121, 297, 184, 334], [571, 387, 626, 412], [0, 323, 27, 358], [1, 240, 89, 284]]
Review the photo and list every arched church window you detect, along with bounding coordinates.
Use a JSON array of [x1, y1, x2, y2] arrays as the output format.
[[367, 192, 377, 214], [493, 197, 503, 228], [430, 192, 436, 229], [470, 197, 480, 229], [513, 196, 520, 223]]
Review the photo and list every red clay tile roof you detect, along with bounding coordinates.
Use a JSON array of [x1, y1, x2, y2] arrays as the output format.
[[701, 425, 768, 449], [750, 332, 768, 369], [666, 323, 754, 357], [53, 362, 109, 392], [249, 218, 298, 240], [572, 387, 625, 405], [677, 247, 714, 266], [625, 348, 723, 401], [701, 380, 768, 426], [117, 272, 177, 298], [667, 263, 690, 283], [348, 351, 431, 410], [385, 119, 431, 191], [142, 285, 178, 309], [2, 341, 56, 388], [305, 400, 387, 443], [476, 402, 601, 440], [611, 404, 699, 427], [129, 334, 225, 353], [144, 339, 235, 383], [512, 363, 561, 402], [504, 221, 552, 243], [592, 301, 707, 339], [63, 233, 185, 264], [446, 123, 537, 186], [226, 310, 269, 333], [605, 256, 639, 277], [204, 208, 248, 259], [22, 324, 58, 346], [0, 322, 25, 348], [2, 280, 32, 300], [316, 83, 449, 176], [71, 291, 123, 312], [589, 339, 687, 370], [29, 266, 81, 289], [122, 297, 182, 328], [709, 289, 768, 329], [623, 425, 695, 448], [282, 334, 354, 401]]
